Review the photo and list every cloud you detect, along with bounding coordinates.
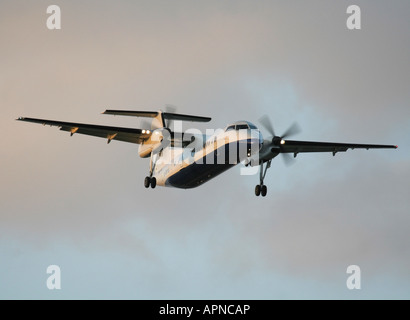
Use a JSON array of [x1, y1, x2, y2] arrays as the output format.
[[226, 157, 410, 276]]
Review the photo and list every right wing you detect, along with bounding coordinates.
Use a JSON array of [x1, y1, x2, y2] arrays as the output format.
[[279, 140, 398, 154], [17, 117, 151, 144]]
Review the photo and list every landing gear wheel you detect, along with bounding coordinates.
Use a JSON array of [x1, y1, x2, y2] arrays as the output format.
[[255, 185, 261, 196], [144, 176, 151, 188], [150, 177, 157, 189], [261, 185, 267, 197]]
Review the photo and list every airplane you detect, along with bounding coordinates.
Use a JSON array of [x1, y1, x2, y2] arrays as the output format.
[[17, 109, 397, 197]]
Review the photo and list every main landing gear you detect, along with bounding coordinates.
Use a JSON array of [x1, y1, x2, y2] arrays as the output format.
[[255, 160, 271, 197], [144, 152, 157, 189], [144, 176, 156, 189]]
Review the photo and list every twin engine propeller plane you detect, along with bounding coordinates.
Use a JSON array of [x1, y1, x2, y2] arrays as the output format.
[[17, 110, 397, 197]]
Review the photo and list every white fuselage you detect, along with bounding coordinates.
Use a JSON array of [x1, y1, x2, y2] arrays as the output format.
[[151, 127, 262, 189]]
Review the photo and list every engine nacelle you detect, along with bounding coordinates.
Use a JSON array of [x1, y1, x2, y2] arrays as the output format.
[[138, 128, 171, 158]]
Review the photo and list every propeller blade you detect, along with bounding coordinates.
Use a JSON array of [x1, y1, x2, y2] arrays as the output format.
[[281, 122, 301, 139], [140, 119, 151, 130], [258, 115, 275, 137], [165, 104, 177, 114], [164, 104, 177, 128], [281, 152, 296, 166]]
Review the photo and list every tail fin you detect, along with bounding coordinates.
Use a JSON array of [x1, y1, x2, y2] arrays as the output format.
[[151, 111, 166, 130]]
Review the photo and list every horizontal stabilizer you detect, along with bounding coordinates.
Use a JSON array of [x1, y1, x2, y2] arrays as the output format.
[[102, 110, 158, 117], [103, 109, 211, 123]]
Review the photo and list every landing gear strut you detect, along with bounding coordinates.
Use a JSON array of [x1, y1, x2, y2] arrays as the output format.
[[144, 152, 157, 189], [255, 160, 271, 197]]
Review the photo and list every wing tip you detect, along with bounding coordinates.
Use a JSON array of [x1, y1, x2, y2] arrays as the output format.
[[16, 116, 24, 121]]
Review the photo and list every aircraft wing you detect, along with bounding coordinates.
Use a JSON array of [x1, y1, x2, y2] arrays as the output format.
[[17, 117, 151, 144], [279, 140, 397, 155]]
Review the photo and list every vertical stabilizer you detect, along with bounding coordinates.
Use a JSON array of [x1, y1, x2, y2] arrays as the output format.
[[151, 110, 166, 130]]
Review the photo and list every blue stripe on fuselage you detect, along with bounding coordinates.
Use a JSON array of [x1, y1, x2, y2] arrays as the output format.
[[165, 138, 257, 189]]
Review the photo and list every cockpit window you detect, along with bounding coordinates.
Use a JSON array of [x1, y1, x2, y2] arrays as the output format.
[[236, 124, 249, 130], [226, 125, 235, 131]]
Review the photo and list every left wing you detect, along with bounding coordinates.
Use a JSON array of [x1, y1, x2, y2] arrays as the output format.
[[17, 116, 200, 147], [279, 140, 397, 156], [17, 117, 151, 144]]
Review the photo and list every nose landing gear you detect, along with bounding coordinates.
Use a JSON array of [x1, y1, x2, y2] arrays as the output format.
[[255, 160, 271, 197]]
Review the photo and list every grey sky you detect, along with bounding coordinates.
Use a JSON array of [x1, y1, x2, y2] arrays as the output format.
[[1, 0, 409, 299]]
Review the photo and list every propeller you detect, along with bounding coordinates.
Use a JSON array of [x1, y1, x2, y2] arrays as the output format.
[[164, 104, 177, 129], [281, 122, 301, 139], [259, 115, 276, 137], [258, 115, 301, 166], [140, 119, 152, 131]]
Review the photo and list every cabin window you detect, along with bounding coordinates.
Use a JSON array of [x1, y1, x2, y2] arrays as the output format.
[[236, 124, 249, 130]]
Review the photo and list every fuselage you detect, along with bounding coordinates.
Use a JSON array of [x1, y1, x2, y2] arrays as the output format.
[[151, 121, 262, 189]]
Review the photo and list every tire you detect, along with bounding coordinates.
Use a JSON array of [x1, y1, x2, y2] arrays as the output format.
[[255, 185, 261, 196], [151, 177, 157, 189], [144, 176, 150, 188], [261, 185, 267, 197]]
